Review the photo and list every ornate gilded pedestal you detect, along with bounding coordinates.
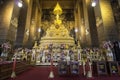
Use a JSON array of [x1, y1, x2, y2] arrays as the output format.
[[39, 24, 75, 48]]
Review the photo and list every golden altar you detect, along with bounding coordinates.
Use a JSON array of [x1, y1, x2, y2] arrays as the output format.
[[39, 24, 75, 47], [39, 2, 75, 48]]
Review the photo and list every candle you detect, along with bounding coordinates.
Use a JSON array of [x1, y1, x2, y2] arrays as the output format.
[[11, 51, 17, 78], [13, 55, 17, 71], [78, 49, 80, 60], [83, 60, 86, 76]]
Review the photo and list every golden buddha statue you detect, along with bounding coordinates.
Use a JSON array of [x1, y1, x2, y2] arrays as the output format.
[[39, 2, 75, 47]]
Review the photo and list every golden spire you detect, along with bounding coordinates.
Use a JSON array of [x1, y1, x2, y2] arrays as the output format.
[[53, 2, 62, 15], [53, 2, 63, 25]]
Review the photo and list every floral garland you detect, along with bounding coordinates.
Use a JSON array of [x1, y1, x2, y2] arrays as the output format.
[[1, 42, 11, 51], [103, 41, 113, 49]]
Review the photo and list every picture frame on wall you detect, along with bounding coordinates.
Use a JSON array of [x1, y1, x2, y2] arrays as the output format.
[[70, 61, 79, 75], [58, 61, 68, 75], [97, 61, 108, 76], [108, 61, 119, 76]]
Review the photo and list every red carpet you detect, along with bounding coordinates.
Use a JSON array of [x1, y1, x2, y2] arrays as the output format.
[[8, 66, 120, 80]]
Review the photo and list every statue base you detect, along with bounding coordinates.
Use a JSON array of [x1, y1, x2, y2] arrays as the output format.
[[86, 71, 92, 78], [11, 71, 16, 78], [49, 71, 54, 78]]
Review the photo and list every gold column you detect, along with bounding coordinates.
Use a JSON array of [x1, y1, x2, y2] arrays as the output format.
[[34, 4, 39, 41], [23, 0, 33, 46], [77, 0, 82, 43], [82, 0, 91, 47], [83, 0, 99, 47], [38, 2, 42, 40], [37, 11, 42, 40], [74, 0, 81, 43], [0, 0, 14, 44], [99, 0, 118, 41], [78, 0, 86, 47], [27, 0, 40, 47]]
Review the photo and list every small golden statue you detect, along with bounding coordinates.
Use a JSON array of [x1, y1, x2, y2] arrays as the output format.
[[33, 41, 38, 48]]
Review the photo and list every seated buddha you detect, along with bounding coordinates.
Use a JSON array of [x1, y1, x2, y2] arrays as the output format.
[[45, 24, 69, 38]]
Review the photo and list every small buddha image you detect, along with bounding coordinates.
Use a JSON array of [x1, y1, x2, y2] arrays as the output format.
[[112, 66, 116, 70], [111, 65, 118, 73], [72, 64, 78, 74]]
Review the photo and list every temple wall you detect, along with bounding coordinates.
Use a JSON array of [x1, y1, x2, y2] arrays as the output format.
[[0, 0, 119, 48], [94, 0, 105, 45], [23, 0, 33, 47], [26, 0, 41, 48], [0, 0, 14, 44], [15, 0, 28, 47], [82, 0, 91, 47], [82, 0, 99, 47], [7, 1, 21, 45], [99, 0, 118, 41]]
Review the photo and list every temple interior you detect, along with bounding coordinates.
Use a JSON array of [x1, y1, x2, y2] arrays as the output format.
[[0, 0, 120, 80]]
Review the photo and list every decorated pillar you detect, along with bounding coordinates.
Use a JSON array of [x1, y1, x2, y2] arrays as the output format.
[[82, 0, 91, 47], [0, 0, 14, 44], [37, 8, 42, 41], [77, 0, 84, 46], [7, 1, 21, 45], [83, 0, 99, 47], [74, 0, 82, 45], [74, 1, 78, 44], [15, 0, 29, 47], [23, 0, 33, 47], [79, 0, 86, 47], [27, 0, 40, 48], [99, 0, 118, 41]]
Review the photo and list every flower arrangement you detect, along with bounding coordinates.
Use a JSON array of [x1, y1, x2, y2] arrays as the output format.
[[1, 41, 11, 52], [103, 41, 113, 49]]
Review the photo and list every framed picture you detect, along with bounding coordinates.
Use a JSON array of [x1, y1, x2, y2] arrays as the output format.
[[58, 61, 68, 75], [70, 61, 79, 75], [97, 61, 108, 76], [108, 61, 119, 75]]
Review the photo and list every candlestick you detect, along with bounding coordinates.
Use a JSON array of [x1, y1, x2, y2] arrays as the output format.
[[11, 53, 17, 78], [86, 62, 92, 78], [78, 49, 80, 60], [49, 51, 54, 78], [83, 61, 86, 76], [89, 62, 92, 72], [49, 59, 54, 78]]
